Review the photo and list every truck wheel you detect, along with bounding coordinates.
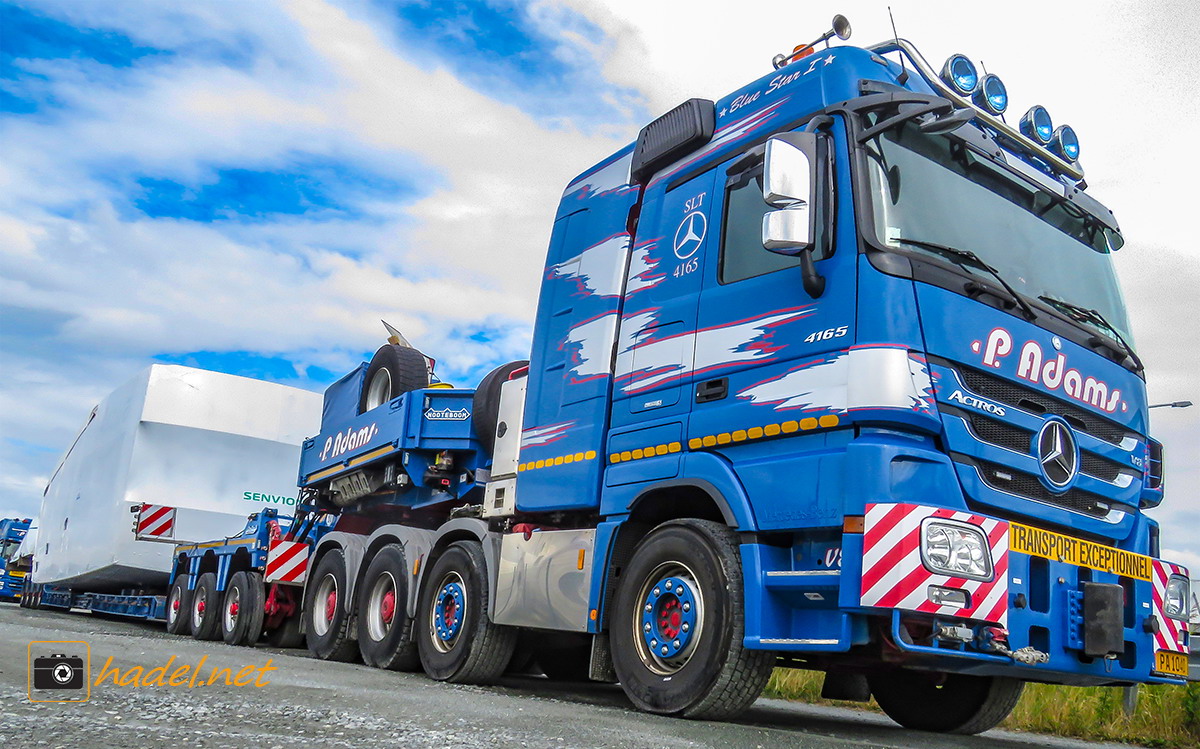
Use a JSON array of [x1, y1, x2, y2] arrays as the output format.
[[221, 571, 265, 646], [190, 572, 222, 641], [360, 344, 430, 413], [357, 544, 420, 670], [868, 670, 1024, 734], [417, 540, 516, 684], [472, 360, 528, 453], [304, 550, 359, 662], [611, 519, 774, 720]]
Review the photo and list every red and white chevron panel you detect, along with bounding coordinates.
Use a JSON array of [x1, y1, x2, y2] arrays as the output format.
[[860, 503, 1009, 626], [135, 503, 176, 540], [264, 540, 309, 585], [1151, 559, 1190, 654]]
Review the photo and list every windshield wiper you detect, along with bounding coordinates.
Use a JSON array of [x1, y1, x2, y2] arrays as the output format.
[[1037, 295, 1144, 373], [892, 238, 1037, 322]]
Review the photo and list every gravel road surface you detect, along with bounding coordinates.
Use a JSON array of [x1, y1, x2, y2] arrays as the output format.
[[0, 605, 1128, 749]]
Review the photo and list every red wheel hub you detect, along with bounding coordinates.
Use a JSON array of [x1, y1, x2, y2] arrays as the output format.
[[172, 598, 180, 613], [442, 596, 458, 629], [228, 600, 240, 618], [324, 589, 337, 622], [658, 597, 682, 639], [380, 589, 396, 624], [197, 599, 206, 615]]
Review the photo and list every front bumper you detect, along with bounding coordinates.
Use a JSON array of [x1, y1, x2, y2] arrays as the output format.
[[858, 502, 1189, 685]]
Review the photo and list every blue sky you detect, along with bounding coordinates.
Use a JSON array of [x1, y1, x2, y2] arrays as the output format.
[[1, 0, 1197, 571]]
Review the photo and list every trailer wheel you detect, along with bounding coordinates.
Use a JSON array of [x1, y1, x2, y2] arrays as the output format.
[[304, 550, 359, 662], [190, 572, 222, 641], [221, 571, 266, 647], [472, 360, 529, 454], [868, 670, 1024, 734], [611, 519, 774, 720], [357, 544, 421, 670], [360, 345, 430, 414], [417, 541, 516, 684]]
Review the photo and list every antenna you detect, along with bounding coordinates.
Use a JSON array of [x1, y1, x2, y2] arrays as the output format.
[[888, 6, 908, 84]]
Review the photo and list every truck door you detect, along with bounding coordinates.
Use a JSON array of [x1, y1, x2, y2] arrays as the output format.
[[690, 125, 856, 451]]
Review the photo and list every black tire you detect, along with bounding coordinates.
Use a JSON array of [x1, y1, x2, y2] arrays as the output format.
[[611, 519, 774, 720], [190, 572, 222, 641], [357, 545, 421, 670], [417, 541, 516, 684], [359, 344, 430, 414], [221, 571, 265, 646], [264, 614, 305, 649], [472, 360, 528, 453], [868, 670, 1025, 734], [304, 550, 359, 662]]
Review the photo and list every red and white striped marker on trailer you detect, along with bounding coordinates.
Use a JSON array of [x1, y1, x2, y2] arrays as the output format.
[[265, 540, 309, 585], [135, 503, 176, 540]]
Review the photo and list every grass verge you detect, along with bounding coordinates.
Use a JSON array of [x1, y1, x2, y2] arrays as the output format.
[[764, 668, 1200, 747]]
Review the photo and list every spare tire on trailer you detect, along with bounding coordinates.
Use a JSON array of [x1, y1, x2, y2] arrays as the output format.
[[472, 360, 528, 454], [359, 344, 430, 414]]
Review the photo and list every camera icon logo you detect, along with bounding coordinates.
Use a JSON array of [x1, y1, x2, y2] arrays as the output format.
[[28, 641, 90, 702]]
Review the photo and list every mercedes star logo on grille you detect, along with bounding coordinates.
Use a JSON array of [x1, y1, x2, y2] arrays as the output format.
[[1036, 419, 1078, 488]]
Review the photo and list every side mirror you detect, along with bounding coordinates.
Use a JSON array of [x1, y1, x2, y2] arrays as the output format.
[[761, 132, 825, 297]]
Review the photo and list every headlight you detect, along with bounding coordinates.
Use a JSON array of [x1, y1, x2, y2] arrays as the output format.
[[940, 54, 978, 95], [972, 74, 1008, 115], [1164, 575, 1190, 620], [1050, 125, 1080, 162], [921, 518, 994, 581], [1020, 105, 1054, 145]]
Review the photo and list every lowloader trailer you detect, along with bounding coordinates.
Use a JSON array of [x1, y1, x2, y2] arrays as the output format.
[[59, 17, 1194, 734]]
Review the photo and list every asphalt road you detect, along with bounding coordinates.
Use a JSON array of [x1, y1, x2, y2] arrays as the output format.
[[0, 604, 1129, 749]]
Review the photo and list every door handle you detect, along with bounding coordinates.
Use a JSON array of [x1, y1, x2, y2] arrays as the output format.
[[695, 378, 728, 403]]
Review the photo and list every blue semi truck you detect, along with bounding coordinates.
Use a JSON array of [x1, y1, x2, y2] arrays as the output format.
[[26, 17, 1190, 735], [266, 18, 1190, 732], [0, 518, 32, 602]]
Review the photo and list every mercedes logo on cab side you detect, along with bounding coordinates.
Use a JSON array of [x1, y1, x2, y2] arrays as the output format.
[[1036, 419, 1078, 489], [673, 211, 707, 259]]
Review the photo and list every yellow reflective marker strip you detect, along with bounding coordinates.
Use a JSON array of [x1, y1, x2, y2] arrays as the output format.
[[305, 444, 397, 483], [517, 450, 598, 473], [685, 414, 841, 453], [610, 442, 682, 465]]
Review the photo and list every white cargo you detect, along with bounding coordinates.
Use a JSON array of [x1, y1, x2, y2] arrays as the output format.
[[34, 365, 320, 591]]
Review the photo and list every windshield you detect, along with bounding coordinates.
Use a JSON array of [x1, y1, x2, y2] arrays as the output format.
[[861, 118, 1134, 344], [1, 540, 18, 562]]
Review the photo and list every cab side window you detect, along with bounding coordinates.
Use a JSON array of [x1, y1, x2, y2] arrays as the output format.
[[719, 168, 800, 284], [719, 136, 831, 285]]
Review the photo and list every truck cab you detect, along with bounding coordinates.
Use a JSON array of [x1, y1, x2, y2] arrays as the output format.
[[292, 20, 1190, 733], [0, 518, 32, 602]]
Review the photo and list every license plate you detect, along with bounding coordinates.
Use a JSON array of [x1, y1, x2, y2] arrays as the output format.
[[1154, 650, 1189, 677]]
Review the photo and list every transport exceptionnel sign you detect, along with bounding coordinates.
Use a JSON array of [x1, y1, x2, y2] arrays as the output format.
[[1009, 522, 1153, 581]]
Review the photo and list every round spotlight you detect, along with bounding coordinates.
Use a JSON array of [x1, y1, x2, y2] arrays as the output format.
[[1020, 105, 1054, 144], [940, 54, 978, 95], [972, 74, 1007, 114], [1051, 125, 1080, 162]]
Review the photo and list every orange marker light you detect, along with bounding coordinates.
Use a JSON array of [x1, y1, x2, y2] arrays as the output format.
[[843, 516, 865, 534]]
